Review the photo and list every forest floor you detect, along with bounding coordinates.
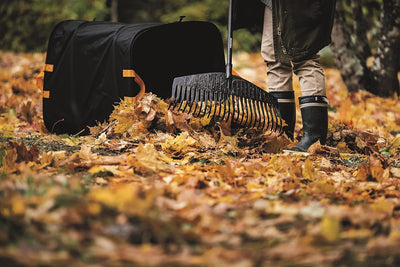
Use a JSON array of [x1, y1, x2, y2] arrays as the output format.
[[1, 51, 400, 266]]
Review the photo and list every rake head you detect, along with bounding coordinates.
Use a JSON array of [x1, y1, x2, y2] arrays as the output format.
[[169, 72, 284, 133]]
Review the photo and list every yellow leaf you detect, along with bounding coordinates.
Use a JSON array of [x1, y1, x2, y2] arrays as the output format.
[[87, 202, 102, 215], [134, 143, 168, 175], [302, 158, 315, 180], [200, 114, 212, 126], [313, 181, 336, 194], [162, 131, 199, 153], [89, 188, 116, 207], [321, 216, 341, 242], [369, 199, 394, 213], [389, 136, 400, 155], [11, 198, 25, 216]]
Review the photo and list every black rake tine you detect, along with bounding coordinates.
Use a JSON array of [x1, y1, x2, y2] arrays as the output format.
[[237, 82, 244, 125], [220, 91, 228, 120], [249, 95, 257, 127], [254, 99, 261, 128], [258, 99, 265, 129], [239, 96, 246, 125], [216, 91, 223, 119], [241, 84, 250, 126], [271, 103, 278, 132], [268, 103, 274, 131], [181, 85, 192, 112], [187, 86, 197, 114], [210, 91, 218, 119], [176, 84, 186, 111], [172, 84, 182, 110], [264, 96, 272, 131], [256, 91, 264, 128], [233, 95, 238, 123], [192, 87, 201, 116], [260, 99, 267, 129], [206, 90, 212, 118], [249, 88, 256, 127], [198, 89, 205, 117], [260, 93, 269, 129], [169, 82, 177, 110], [225, 93, 232, 122]]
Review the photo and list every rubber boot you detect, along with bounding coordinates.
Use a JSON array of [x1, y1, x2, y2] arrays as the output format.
[[285, 95, 328, 152], [270, 91, 296, 139]]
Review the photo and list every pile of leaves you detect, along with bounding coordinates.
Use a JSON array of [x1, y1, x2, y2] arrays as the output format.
[[1, 51, 400, 266]]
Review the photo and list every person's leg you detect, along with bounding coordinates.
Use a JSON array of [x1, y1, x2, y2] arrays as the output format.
[[292, 55, 326, 97], [261, 6, 295, 138], [286, 55, 329, 152]]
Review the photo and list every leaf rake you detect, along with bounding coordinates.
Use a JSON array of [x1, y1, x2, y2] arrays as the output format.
[[169, 0, 283, 133]]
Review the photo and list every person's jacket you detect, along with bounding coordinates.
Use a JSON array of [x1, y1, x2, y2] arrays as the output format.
[[272, 0, 336, 62], [232, 0, 336, 62]]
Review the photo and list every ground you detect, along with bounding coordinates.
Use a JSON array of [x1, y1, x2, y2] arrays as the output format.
[[0, 51, 400, 266]]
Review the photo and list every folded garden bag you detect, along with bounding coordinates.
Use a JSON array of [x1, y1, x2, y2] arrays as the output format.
[[41, 20, 225, 134]]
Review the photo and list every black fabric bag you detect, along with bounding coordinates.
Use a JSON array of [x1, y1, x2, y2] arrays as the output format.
[[42, 20, 225, 135]]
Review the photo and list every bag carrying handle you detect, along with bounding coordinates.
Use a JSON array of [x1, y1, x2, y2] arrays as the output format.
[[123, 69, 146, 102]]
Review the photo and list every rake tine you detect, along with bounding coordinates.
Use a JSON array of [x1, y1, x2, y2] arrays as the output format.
[[175, 84, 184, 111], [170, 84, 182, 110], [246, 98, 253, 127], [225, 92, 232, 122], [220, 91, 227, 120], [239, 96, 246, 125], [249, 89, 256, 127], [255, 93, 263, 128], [258, 98, 265, 129], [259, 101, 265, 129], [264, 96, 272, 132], [198, 89, 205, 117], [214, 90, 221, 119], [271, 103, 278, 133], [182, 85, 193, 112], [210, 91, 218, 119], [251, 88, 258, 127], [242, 85, 250, 126], [253, 99, 260, 128], [192, 86, 201, 116], [220, 90, 228, 120], [260, 99, 267, 129], [169, 83, 178, 110], [187, 86, 197, 114], [243, 99, 250, 126], [206, 90, 212, 118], [234, 95, 239, 123], [235, 81, 244, 125]]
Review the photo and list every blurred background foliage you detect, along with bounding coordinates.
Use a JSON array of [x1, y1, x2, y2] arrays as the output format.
[[0, 0, 382, 66], [0, 0, 279, 54]]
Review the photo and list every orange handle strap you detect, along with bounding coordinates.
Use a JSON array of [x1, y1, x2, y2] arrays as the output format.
[[37, 64, 54, 98], [123, 69, 146, 102]]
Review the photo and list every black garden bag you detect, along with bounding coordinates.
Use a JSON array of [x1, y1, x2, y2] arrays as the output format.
[[41, 20, 225, 135]]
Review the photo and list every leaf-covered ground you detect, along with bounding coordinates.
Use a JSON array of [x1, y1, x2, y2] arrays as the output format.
[[1, 51, 400, 266]]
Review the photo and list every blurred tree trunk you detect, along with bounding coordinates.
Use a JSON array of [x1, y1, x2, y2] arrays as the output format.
[[330, 0, 400, 97], [111, 0, 118, 22]]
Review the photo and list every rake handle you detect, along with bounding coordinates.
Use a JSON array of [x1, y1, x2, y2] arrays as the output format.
[[226, 0, 233, 81]]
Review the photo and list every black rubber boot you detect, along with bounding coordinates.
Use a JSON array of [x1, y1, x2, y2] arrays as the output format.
[[270, 91, 296, 139], [285, 95, 328, 152]]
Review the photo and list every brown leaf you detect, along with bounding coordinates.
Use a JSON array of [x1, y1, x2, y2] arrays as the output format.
[[9, 141, 39, 163]]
